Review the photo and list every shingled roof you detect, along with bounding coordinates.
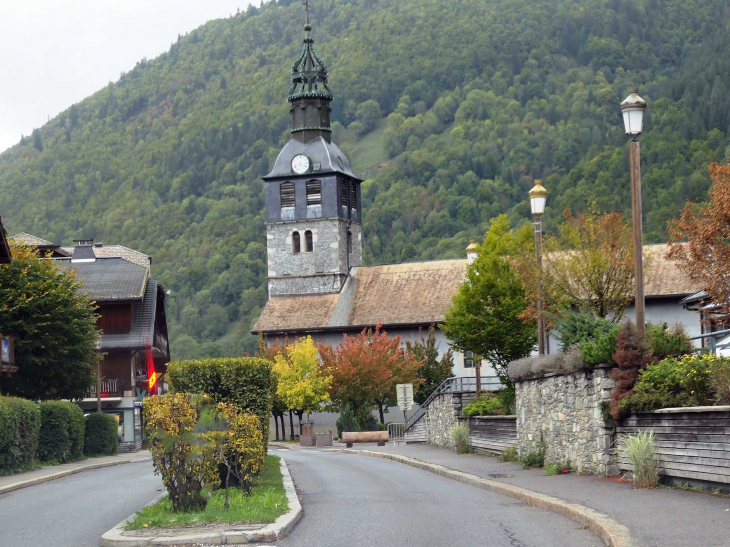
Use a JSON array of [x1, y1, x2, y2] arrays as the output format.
[[59, 245, 150, 268], [9, 232, 54, 246], [253, 245, 699, 334], [56, 257, 148, 301], [100, 279, 163, 351]]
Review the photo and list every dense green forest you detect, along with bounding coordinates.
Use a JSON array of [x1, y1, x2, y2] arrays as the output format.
[[1, 0, 729, 358]]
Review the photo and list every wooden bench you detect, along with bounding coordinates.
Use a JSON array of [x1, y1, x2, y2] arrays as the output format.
[[341, 431, 388, 447]]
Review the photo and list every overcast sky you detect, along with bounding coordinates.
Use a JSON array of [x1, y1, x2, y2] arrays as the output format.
[[0, 0, 260, 153]]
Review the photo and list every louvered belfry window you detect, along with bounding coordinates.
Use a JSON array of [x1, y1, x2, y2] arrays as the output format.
[[351, 181, 357, 209], [341, 180, 348, 206], [280, 182, 295, 208], [306, 180, 322, 205]]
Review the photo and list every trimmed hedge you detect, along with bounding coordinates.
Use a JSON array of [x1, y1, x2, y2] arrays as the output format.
[[168, 357, 273, 451], [84, 413, 119, 456], [0, 397, 41, 474], [38, 401, 85, 463]]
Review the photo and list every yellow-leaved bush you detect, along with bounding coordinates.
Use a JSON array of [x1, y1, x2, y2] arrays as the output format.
[[143, 393, 220, 512], [216, 403, 264, 494]]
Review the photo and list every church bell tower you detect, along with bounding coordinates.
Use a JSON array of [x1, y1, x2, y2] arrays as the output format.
[[262, 9, 363, 297]]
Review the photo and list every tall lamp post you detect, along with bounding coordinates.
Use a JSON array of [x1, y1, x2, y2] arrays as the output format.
[[529, 180, 548, 355], [620, 87, 648, 338]]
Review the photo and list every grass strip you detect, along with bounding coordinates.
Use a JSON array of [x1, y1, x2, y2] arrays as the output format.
[[125, 455, 287, 530]]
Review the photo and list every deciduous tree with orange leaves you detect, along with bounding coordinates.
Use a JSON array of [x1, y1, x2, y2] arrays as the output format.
[[318, 324, 422, 427], [669, 162, 730, 320]]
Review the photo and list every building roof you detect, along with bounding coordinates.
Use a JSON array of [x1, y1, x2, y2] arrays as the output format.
[[9, 232, 55, 246], [56, 257, 149, 301], [264, 137, 359, 180], [59, 245, 150, 268], [100, 279, 163, 351], [253, 244, 699, 334]]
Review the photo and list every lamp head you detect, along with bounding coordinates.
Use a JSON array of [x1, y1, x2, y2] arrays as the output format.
[[529, 179, 548, 216], [620, 86, 647, 138], [466, 240, 478, 265]]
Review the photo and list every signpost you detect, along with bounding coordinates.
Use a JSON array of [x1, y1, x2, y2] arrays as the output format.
[[396, 383, 414, 425]]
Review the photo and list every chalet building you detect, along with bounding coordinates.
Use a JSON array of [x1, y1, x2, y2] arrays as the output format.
[[0, 217, 17, 378], [11, 234, 170, 452], [252, 19, 703, 381]]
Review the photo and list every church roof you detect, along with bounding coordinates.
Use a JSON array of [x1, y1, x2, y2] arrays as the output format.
[[264, 136, 359, 180], [252, 244, 700, 335]]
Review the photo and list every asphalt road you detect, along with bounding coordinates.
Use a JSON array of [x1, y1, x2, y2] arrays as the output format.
[[276, 448, 602, 547], [0, 460, 163, 547]]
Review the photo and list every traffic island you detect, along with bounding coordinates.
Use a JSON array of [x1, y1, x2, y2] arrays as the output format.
[[100, 455, 301, 546]]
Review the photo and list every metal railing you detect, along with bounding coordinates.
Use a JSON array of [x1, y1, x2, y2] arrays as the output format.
[[388, 422, 405, 445], [87, 378, 123, 399], [405, 375, 500, 430], [690, 328, 730, 354]]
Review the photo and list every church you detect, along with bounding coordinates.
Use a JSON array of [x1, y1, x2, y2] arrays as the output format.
[[252, 17, 702, 379]]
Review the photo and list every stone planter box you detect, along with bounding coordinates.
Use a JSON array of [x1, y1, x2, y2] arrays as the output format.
[[316, 433, 333, 446], [299, 434, 316, 447]]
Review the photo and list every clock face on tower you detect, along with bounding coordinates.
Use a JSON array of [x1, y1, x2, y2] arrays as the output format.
[[291, 154, 310, 174]]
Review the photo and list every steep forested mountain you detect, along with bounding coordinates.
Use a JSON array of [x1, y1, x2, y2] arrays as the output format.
[[1, 0, 729, 357]]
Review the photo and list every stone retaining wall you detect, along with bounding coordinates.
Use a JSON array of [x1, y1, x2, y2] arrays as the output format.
[[515, 364, 618, 476]]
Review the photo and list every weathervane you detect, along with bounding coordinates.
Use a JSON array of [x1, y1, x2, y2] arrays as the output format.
[[303, 0, 310, 26]]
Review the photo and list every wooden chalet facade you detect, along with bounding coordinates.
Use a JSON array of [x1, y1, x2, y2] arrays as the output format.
[[12, 234, 170, 452], [0, 217, 17, 378]]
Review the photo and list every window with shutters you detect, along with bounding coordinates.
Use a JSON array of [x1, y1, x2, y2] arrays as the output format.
[[292, 232, 301, 254], [351, 181, 357, 210], [304, 230, 313, 252], [306, 180, 321, 205], [280, 182, 295, 208]]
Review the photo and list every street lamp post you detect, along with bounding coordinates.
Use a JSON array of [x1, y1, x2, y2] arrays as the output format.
[[529, 180, 548, 355], [620, 87, 648, 338]]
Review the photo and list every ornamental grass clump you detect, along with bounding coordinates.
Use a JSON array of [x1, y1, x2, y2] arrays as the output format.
[[621, 430, 659, 489], [451, 423, 471, 454]]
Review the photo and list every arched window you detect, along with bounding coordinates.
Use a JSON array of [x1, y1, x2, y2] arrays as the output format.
[[306, 180, 321, 205], [304, 230, 313, 252], [292, 232, 301, 254], [347, 230, 353, 254]]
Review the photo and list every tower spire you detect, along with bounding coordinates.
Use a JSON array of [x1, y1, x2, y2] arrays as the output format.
[[288, 0, 333, 143]]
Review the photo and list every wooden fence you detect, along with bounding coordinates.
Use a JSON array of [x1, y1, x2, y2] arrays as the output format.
[[460, 416, 517, 454], [617, 406, 730, 485]]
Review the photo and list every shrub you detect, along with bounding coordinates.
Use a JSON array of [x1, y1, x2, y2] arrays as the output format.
[[451, 423, 471, 454], [620, 353, 727, 414], [507, 346, 589, 382], [555, 312, 613, 352], [646, 323, 693, 360], [708, 356, 730, 405], [519, 440, 546, 469], [336, 404, 360, 438], [498, 446, 518, 463], [213, 403, 264, 495], [84, 413, 118, 456], [610, 321, 654, 420], [38, 401, 85, 463], [0, 397, 40, 474], [580, 326, 618, 365], [143, 393, 220, 512], [462, 394, 507, 417], [621, 430, 659, 488], [544, 461, 571, 476], [168, 357, 273, 453]]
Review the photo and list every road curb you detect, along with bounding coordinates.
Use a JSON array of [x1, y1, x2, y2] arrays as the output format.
[[325, 449, 633, 547], [0, 456, 152, 496], [100, 455, 302, 546]]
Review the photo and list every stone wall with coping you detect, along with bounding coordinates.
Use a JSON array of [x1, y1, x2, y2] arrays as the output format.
[[515, 364, 618, 476]]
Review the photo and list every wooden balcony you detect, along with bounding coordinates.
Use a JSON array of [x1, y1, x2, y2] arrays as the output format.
[[87, 378, 123, 399]]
